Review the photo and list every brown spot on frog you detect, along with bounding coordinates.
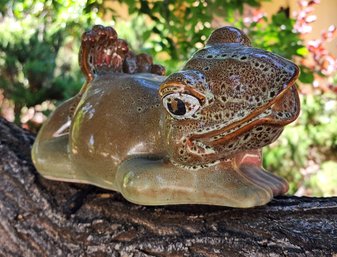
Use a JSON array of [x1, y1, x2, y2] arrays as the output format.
[[32, 25, 300, 207]]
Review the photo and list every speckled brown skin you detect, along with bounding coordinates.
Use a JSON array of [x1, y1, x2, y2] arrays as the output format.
[[32, 25, 300, 207]]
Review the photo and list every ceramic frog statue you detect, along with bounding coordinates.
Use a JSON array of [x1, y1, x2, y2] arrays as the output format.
[[32, 25, 300, 208]]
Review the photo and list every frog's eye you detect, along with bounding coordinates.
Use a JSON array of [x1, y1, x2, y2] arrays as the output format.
[[162, 93, 201, 119]]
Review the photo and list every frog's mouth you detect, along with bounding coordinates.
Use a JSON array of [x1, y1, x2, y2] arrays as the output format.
[[190, 81, 300, 146]]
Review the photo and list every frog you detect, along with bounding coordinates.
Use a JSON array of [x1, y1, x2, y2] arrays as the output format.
[[32, 25, 300, 208]]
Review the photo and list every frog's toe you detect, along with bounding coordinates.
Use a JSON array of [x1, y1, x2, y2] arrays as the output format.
[[239, 164, 289, 197]]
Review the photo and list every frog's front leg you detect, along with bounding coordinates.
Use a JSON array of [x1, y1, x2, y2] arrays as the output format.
[[115, 152, 287, 207]]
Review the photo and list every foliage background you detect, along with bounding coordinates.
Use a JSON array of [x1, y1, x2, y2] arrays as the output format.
[[0, 0, 336, 196]]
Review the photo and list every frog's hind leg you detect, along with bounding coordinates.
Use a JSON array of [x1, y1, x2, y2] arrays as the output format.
[[115, 156, 275, 208], [32, 135, 77, 182], [32, 98, 86, 184], [33, 133, 116, 189]]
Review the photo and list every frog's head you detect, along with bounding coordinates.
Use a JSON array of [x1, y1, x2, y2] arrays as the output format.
[[159, 27, 300, 166]]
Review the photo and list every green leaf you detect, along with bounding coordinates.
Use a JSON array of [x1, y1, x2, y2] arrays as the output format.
[[296, 47, 309, 56]]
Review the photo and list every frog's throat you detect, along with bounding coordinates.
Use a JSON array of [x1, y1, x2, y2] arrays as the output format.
[[171, 148, 259, 170]]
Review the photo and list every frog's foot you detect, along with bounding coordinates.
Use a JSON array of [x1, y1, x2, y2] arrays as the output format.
[[115, 157, 285, 208], [239, 164, 288, 197], [234, 150, 288, 197]]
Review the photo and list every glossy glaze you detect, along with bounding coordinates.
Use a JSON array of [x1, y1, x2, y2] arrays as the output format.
[[32, 25, 300, 207]]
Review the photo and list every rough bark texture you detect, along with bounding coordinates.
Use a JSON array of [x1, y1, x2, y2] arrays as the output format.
[[0, 117, 337, 257]]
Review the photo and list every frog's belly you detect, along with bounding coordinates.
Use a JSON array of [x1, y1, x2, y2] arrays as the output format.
[[68, 75, 165, 189]]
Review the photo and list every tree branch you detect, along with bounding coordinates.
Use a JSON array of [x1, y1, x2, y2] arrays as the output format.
[[1, 117, 336, 257]]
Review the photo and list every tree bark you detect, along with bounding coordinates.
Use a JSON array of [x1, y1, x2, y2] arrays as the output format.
[[0, 117, 337, 257]]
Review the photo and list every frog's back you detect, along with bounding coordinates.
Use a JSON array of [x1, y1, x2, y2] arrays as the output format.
[[70, 73, 166, 168]]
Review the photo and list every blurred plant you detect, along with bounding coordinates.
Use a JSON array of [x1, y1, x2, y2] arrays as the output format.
[[294, 0, 337, 92], [310, 161, 337, 196], [0, 0, 102, 128], [114, 0, 268, 73]]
